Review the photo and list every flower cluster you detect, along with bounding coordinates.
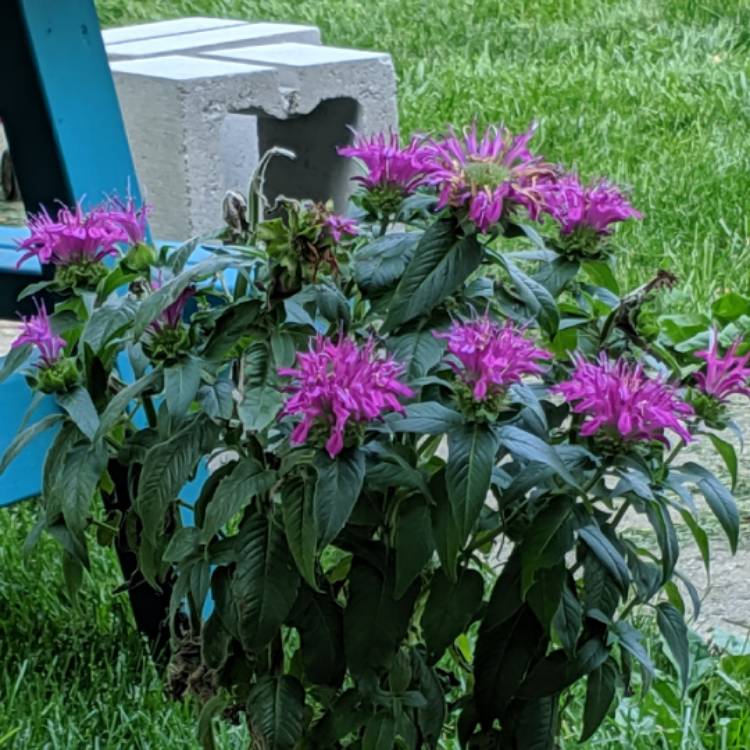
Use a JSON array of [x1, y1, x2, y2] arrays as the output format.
[[12, 300, 65, 366], [279, 336, 413, 457], [337, 132, 434, 195], [540, 175, 641, 236], [323, 213, 359, 243], [435, 316, 551, 401], [423, 124, 558, 232], [17, 198, 147, 268], [556, 354, 693, 445], [694, 334, 750, 403]]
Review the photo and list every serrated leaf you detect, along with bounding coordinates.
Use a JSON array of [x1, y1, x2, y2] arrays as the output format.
[[383, 219, 482, 331], [578, 523, 630, 593], [498, 425, 578, 488], [313, 449, 365, 547], [202, 299, 262, 361], [386, 328, 444, 380], [81, 298, 138, 352], [422, 569, 483, 664], [353, 232, 420, 295], [705, 433, 738, 491], [446, 422, 498, 550], [95, 369, 160, 439], [234, 514, 299, 651], [238, 384, 283, 432], [390, 401, 463, 435], [57, 387, 100, 441], [164, 356, 202, 417], [281, 478, 318, 589], [513, 695, 559, 750], [656, 602, 689, 692], [362, 715, 396, 750], [61, 445, 106, 535], [552, 581, 583, 653], [0, 413, 63, 475], [394, 498, 435, 599], [580, 660, 616, 741], [246, 675, 305, 750], [0, 343, 32, 385]]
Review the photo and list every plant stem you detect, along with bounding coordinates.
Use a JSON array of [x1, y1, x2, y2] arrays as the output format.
[[143, 394, 158, 428], [665, 438, 685, 466], [610, 498, 633, 530]]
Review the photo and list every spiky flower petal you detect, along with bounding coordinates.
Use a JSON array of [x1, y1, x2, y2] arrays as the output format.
[[694, 333, 750, 403], [12, 300, 66, 366]]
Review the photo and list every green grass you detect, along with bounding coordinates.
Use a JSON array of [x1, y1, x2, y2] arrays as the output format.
[[96, 0, 750, 310], [5, 0, 750, 746]]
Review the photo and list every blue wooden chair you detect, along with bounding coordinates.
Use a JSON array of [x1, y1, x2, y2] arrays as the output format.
[[0, 0, 215, 647]]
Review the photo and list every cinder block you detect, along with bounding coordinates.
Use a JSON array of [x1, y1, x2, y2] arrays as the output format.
[[106, 22, 321, 61], [111, 56, 282, 239], [102, 17, 246, 46]]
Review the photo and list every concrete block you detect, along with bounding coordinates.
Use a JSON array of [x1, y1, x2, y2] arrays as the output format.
[[102, 17, 246, 46], [111, 56, 281, 238], [106, 22, 321, 61], [204, 43, 398, 211]]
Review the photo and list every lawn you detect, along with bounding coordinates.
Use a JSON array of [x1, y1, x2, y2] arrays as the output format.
[[4, 0, 750, 747]]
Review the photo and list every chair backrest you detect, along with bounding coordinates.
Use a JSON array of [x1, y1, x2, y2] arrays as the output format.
[[0, 0, 143, 503]]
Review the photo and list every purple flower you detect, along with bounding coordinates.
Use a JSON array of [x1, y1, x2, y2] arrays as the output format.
[[279, 336, 414, 457], [555, 354, 693, 444], [11, 300, 66, 366], [435, 316, 552, 400], [338, 132, 434, 194], [541, 175, 641, 235], [694, 333, 750, 403], [149, 277, 196, 331], [423, 124, 558, 232], [324, 214, 359, 243], [17, 199, 148, 268]]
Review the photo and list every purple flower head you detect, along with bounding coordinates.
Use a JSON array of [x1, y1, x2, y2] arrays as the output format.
[[150, 275, 196, 330], [17, 198, 148, 268], [279, 336, 414, 457], [694, 333, 750, 403], [434, 316, 552, 400], [338, 132, 434, 194], [541, 174, 641, 235], [11, 300, 66, 366], [324, 213, 359, 243], [423, 123, 558, 232], [555, 354, 693, 444]]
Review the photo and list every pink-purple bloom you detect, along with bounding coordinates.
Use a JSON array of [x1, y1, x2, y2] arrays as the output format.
[[435, 316, 552, 400], [11, 300, 66, 366], [694, 334, 750, 403], [324, 214, 359, 243], [338, 132, 434, 194], [540, 175, 641, 235], [423, 124, 558, 232], [17, 198, 148, 268], [279, 336, 414, 457], [555, 354, 693, 444], [149, 280, 196, 331]]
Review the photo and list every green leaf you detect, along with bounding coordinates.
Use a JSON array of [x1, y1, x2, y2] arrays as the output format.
[[353, 232, 420, 295], [552, 581, 583, 653], [313, 449, 365, 547], [95, 370, 161, 439], [202, 299, 262, 361], [412, 651, 445, 749], [343, 559, 419, 674], [583, 554, 621, 619], [390, 401, 464, 435], [289, 586, 345, 687], [712, 291, 750, 322], [394, 498, 435, 599], [645, 501, 678, 580], [163, 527, 202, 563], [81, 298, 138, 352], [57, 387, 100, 441], [578, 523, 630, 593], [281, 478, 318, 589], [611, 621, 654, 690], [430, 469, 462, 581], [527, 565, 566, 631], [201, 458, 276, 542], [498, 425, 578, 488], [582, 259, 620, 294], [362, 715, 396, 750], [386, 329, 444, 380], [422, 569, 483, 664], [445, 422, 498, 549], [474, 605, 545, 723], [676, 507, 710, 573], [238, 384, 284, 432], [135, 418, 214, 545], [682, 462, 740, 553], [520, 501, 576, 596], [164, 356, 202, 418], [383, 219, 482, 331], [0, 343, 32, 385], [197, 694, 227, 750], [483, 551, 523, 630], [246, 675, 305, 750], [134, 255, 237, 336], [656, 602, 690, 692], [234, 514, 299, 651], [580, 660, 616, 742], [309, 689, 368, 747], [705, 433, 738, 492], [513, 696, 559, 750], [61, 445, 106, 535], [197, 378, 234, 421], [0, 413, 63, 475]]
